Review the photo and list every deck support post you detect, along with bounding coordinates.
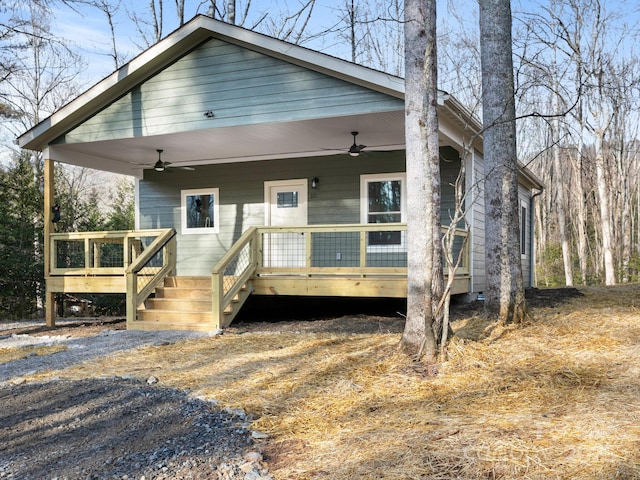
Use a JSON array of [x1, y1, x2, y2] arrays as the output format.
[[211, 273, 223, 330], [43, 155, 56, 327], [126, 271, 137, 328]]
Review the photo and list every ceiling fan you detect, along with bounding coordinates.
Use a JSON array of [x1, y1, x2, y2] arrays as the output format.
[[348, 131, 366, 157], [153, 149, 194, 172]]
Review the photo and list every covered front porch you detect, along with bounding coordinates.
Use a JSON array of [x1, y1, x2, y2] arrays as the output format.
[[45, 224, 470, 332]]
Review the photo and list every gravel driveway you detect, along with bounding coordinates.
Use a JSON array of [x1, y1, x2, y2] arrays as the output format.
[[0, 320, 273, 480]]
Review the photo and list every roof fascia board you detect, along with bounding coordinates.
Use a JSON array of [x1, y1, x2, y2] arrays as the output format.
[[518, 162, 545, 189]]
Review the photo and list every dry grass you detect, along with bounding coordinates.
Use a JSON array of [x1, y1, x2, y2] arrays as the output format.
[[27, 285, 640, 479], [0, 344, 67, 363]]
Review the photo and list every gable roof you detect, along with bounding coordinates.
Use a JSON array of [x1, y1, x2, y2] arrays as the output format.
[[17, 15, 489, 178], [18, 16, 406, 150]]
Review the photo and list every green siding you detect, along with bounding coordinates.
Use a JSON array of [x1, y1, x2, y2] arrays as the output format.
[[56, 38, 403, 144], [138, 150, 459, 276]]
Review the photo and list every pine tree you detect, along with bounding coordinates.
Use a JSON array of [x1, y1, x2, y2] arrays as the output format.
[[0, 153, 43, 319]]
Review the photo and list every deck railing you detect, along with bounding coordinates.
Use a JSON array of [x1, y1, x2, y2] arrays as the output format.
[[125, 229, 177, 324], [49, 229, 174, 276], [208, 223, 469, 327], [48, 229, 176, 324], [211, 227, 259, 326], [255, 223, 469, 276], [48, 224, 468, 328]]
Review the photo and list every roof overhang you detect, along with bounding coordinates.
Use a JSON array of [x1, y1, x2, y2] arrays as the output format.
[[17, 15, 405, 153]]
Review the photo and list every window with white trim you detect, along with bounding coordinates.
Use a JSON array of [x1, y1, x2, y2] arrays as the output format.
[[361, 173, 406, 248], [181, 188, 219, 234]]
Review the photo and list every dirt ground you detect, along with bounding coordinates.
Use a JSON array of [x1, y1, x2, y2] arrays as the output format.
[[0, 288, 582, 339], [3, 287, 623, 480]]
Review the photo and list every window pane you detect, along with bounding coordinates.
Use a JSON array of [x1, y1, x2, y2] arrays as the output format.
[[368, 213, 401, 224], [369, 231, 402, 245], [187, 194, 215, 229], [368, 181, 401, 213], [521, 205, 527, 255], [277, 191, 298, 208]]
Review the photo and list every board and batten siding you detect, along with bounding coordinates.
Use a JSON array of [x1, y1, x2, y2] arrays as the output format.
[[138, 150, 462, 276], [54, 38, 403, 144]]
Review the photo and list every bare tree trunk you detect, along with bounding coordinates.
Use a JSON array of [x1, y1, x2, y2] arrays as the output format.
[[571, 150, 589, 285], [553, 115, 573, 286], [348, 0, 356, 62], [595, 131, 616, 285], [150, 0, 162, 42], [174, 0, 185, 26], [228, 0, 236, 24], [401, 0, 442, 363], [479, 0, 526, 323]]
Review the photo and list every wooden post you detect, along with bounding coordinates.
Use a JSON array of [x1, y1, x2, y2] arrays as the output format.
[[167, 235, 177, 276], [43, 156, 56, 327], [211, 272, 223, 331], [125, 270, 137, 328], [305, 231, 312, 272], [359, 230, 367, 271]]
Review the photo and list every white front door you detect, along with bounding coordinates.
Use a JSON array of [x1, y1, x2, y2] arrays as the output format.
[[264, 179, 308, 267]]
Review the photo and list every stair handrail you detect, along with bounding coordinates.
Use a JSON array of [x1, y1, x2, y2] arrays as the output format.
[[210, 227, 259, 327], [126, 228, 177, 325]]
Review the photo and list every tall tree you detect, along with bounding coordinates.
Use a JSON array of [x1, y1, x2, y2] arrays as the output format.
[[105, 177, 135, 230], [479, 0, 526, 322], [401, 0, 443, 362], [0, 153, 43, 319], [87, 0, 125, 69]]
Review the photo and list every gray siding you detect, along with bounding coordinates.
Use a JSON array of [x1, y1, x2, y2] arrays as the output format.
[[57, 38, 403, 144], [440, 146, 463, 226], [468, 150, 486, 293], [138, 150, 459, 276], [519, 184, 532, 288]]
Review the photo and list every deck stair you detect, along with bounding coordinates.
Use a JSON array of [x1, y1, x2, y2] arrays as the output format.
[[135, 276, 251, 331]]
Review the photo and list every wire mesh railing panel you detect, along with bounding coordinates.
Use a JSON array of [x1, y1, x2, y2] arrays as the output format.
[[55, 240, 86, 269], [134, 246, 165, 295], [311, 232, 360, 267], [365, 229, 407, 267], [135, 236, 164, 268], [262, 232, 306, 268], [222, 241, 252, 295], [89, 238, 125, 268]]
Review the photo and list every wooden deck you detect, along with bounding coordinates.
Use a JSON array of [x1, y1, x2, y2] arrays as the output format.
[[45, 224, 470, 331]]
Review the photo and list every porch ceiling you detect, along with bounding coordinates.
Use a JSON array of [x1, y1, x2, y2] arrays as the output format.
[[48, 111, 411, 177]]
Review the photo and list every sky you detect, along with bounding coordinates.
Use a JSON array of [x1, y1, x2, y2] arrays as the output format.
[[50, 0, 359, 86], [9, 0, 639, 95]]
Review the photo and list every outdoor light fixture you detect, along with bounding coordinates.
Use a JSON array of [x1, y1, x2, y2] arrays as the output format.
[[154, 149, 165, 172], [52, 204, 60, 223], [311, 177, 319, 189], [204, 110, 215, 118], [348, 131, 366, 157]]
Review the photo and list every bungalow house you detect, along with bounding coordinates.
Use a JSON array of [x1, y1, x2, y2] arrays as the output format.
[[17, 15, 543, 332]]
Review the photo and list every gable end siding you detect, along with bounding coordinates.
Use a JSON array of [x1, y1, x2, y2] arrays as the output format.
[[56, 38, 404, 144]]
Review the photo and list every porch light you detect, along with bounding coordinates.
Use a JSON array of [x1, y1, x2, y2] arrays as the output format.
[[311, 177, 319, 188]]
